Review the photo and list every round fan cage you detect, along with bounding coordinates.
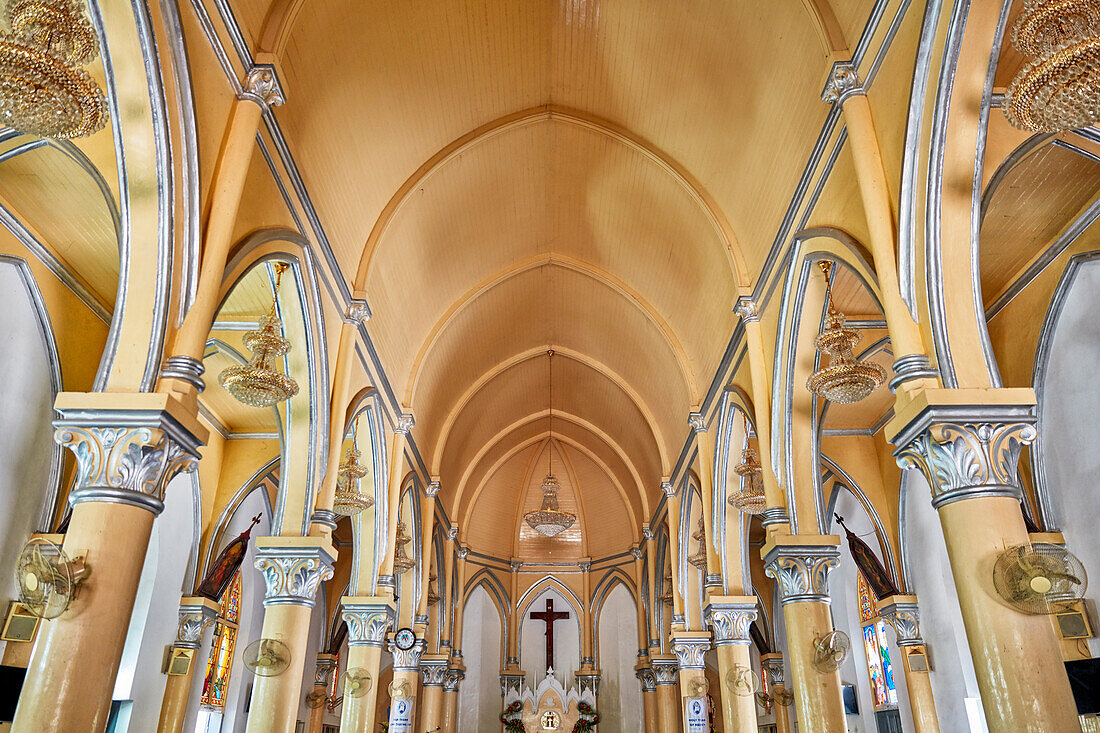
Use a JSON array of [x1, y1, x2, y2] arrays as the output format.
[[345, 667, 373, 698], [16, 537, 85, 619], [992, 543, 1087, 615], [244, 638, 291, 677], [305, 689, 327, 709], [726, 664, 760, 696], [812, 629, 851, 673]]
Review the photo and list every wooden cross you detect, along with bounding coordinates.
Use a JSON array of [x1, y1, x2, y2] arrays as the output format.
[[530, 599, 570, 672]]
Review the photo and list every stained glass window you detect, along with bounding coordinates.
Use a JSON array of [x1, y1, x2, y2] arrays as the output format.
[[327, 649, 340, 698], [200, 572, 241, 709], [857, 572, 897, 708], [759, 662, 771, 712]]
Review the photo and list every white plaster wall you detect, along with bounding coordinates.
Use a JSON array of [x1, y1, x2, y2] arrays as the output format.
[[596, 583, 643, 733], [521, 587, 581, 685], [901, 471, 988, 732], [1039, 258, 1100, 656], [112, 472, 196, 732], [458, 586, 503, 732], [0, 261, 57, 611]]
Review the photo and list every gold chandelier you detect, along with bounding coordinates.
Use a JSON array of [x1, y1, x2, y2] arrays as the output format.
[[659, 574, 674, 606], [0, 0, 107, 138], [426, 572, 441, 606], [524, 350, 577, 538], [806, 261, 886, 404], [687, 517, 708, 570], [333, 416, 373, 517], [730, 446, 767, 516], [1004, 0, 1100, 131], [392, 520, 416, 575], [219, 263, 300, 408]]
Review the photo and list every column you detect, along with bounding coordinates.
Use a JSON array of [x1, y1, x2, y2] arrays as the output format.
[[157, 596, 219, 733], [339, 597, 393, 731], [378, 414, 414, 580], [440, 662, 464, 733], [245, 538, 336, 733], [418, 654, 449, 732], [878, 596, 939, 733], [642, 525, 661, 653], [651, 655, 680, 733], [305, 655, 337, 733], [670, 632, 711, 732], [763, 536, 846, 733], [439, 524, 459, 654], [890, 392, 1078, 732], [13, 394, 205, 733], [387, 636, 426, 731], [760, 654, 792, 733], [416, 480, 440, 631], [635, 662, 658, 733], [705, 597, 759, 733], [662, 481, 686, 629]]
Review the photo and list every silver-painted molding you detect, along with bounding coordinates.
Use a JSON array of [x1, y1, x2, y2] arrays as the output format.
[[311, 509, 339, 530], [419, 658, 448, 687], [315, 656, 338, 687], [239, 64, 285, 109], [651, 658, 679, 685], [821, 61, 865, 104], [442, 666, 465, 692], [388, 637, 425, 671], [878, 598, 924, 646], [889, 354, 939, 393], [670, 637, 710, 670], [760, 507, 789, 528], [175, 600, 217, 649], [705, 601, 758, 646], [342, 601, 393, 647], [733, 295, 760, 322], [343, 298, 371, 324], [576, 672, 601, 697], [636, 666, 657, 692], [425, 480, 441, 497], [661, 481, 676, 498], [254, 544, 335, 607], [395, 413, 415, 435], [159, 355, 206, 393], [763, 543, 840, 605], [499, 672, 525, 697]]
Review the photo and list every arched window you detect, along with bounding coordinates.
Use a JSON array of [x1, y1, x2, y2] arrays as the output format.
[[857, 572, 897, 708], [200, 572, 242, 709]]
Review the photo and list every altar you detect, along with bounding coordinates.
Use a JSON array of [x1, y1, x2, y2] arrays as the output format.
[[505, 668, 596, 732]]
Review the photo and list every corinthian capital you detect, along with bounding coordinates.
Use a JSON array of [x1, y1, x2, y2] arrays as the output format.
[[890, 395, 1036, 509], [241, 64, 285, 109], [395, 413, 415, 435], [343, 298, 371, 324], [821, 60, 864, 104], [175, 597, 218, 649], [878, 595, 924, 646], [688, 411, 707, 434], [388, 637, 426, 671], [705, 596, 758, 646], [650, 656, 679, 685], [419, 656, 449, 686], [761, 654, 785, 686], [254, 538, 335, 607], [342, 596, 394, 647], [763, 537, 840, 605], [442, 666, 465, 692], [635, 666, 656, 692], [733, 295, 759, 322], [670, 632, 711, 670], [54, 393, 206, 515]]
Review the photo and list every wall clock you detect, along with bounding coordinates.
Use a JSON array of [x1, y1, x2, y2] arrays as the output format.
[[394, 627, 416, 650]]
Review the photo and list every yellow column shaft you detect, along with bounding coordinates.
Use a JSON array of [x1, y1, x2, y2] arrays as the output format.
[[339, 645, 382, 731], [781, 601, 846, 733], [244, 603, 313, 733], [714, 644, 756, 733]]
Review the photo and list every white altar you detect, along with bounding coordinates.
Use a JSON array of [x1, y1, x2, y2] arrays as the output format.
[[505, 668, 597, 732]]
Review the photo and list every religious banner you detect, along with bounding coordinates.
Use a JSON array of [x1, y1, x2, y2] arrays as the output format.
[[686, 697, 708, 732], [387, 696, 414, 733]]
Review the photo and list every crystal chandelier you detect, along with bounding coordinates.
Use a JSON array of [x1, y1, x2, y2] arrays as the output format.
[[1004, 0, 1100, 131], [333, 417, 373, 516], [426, 572, 441, 606], [392, 520, 416, 575], [729, 415, 767, 515], [524, 350, 577, 537], [0, 0, 108, 138], [219, 263, 300, 408], [687, 517, 708, 570], [659, 574, 674, 606], [806, 261, 886, 404]]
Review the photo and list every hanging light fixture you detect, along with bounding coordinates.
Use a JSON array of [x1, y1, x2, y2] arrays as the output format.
[[392, 520, 416, 575], [524, 350, 577, 538], [333, 416, 374, 517], [729, 415, 767, 515], [0, 0, 108, 138], [659, 574, 674, 606], [1004, 0, 1100, 132], [219, 263, 300, 408], [806, 261, 886, 404], [426, 572, 441, 606], [687, 517, 708, 570]]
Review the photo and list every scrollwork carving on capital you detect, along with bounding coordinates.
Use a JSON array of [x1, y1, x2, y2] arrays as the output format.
[[761, 657, 785, 687], [343, 606, 392, 647], [688, 411, 707, 434], [343, 299, 371, 324], [635, 667, 656, 692], [661, 481, 676, 498], [419, 659, 448, 687], [175, 608, 213, 649], [733, 296, 760, 322], [394, 413, 415, 435], [821, 61, 864, 104], [254, 547, 334, 607], [706, 605, 757, 645], [241, 65, 285, 108], [442, 667, 465, 692], [388, 638, 425, 671], [315, 657, 338, 687], [670, 638, 710, 670], [879, 601, 923, 646], [764, 545, 839, 605], [651, 659, 679, 685]]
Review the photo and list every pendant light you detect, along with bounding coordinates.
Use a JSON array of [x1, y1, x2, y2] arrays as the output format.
[[659, 574, 674, 606], [219, 262, 300, 407], [687, 517, 708, 569], [333, 415, 373, 516], [524, 350, 577, 538], [805, 261, 886, 403], [392, 520, 416, 575], [729, 415, 766, 515]]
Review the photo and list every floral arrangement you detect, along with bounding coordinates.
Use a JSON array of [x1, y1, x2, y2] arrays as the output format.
[[500, 700, 526, 732], [572, 702, 599, 732]]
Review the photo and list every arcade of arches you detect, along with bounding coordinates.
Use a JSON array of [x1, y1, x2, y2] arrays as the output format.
[[2, 0, 1100, 732]]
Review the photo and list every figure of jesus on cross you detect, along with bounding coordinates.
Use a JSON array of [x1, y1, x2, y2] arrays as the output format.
[[530, 598, 570, 671]]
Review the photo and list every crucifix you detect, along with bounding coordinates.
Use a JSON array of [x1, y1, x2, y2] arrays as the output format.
[[530, 599, 570, 671]]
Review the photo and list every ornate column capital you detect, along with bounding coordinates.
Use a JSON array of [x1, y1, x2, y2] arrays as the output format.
[[821, 60, 864, 104], [642, 523, 654, 541], [733, 295, 760, 322], [760, 506, 790, 528], [575, 671, 601, 698], [500, 672, 526, 698], [650, 655, 679, 685], [661, 480, 676, 498], [419, 655, 450, 687], [456, 545, 469, 559], [889, 391, 1037, 509], [343, 298, 371, 324], [394, 413, 415, 435], [878, 595, 924, 646], [341, 595, 394, 647], [670, 631, 711, 670], [54, 393, 207, 515], [175, 596, 219, 649], [635, 666, 656, 692], [763, 536, 840, 605], [442, 666, 465, 692], [760, 653, 785, 687], [254, 537, 336, 607], [240, 64, 285, 109], [630, 546, 643, 560], [425, 480, 441, 497], [509, 559, 523, 572], [705, 596, 758, 646], [315, 654, 338, 687], [447, 524, 459, 540], [387, 637, 426, 671], [688, 410, 707, 434]]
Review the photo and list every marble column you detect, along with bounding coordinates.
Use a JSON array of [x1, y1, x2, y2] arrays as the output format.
[[651, 655, 680, 733], [418, 654, 449, 732], [440, 663, 464, 733], [763, 536, 846, 733], [157, 596, 219, 733], [879, 596, 939, 733], [387, 636, 426, 731], [306, 654, 338, 733], [13, 395, 205, 733], [890, 393, 1078, 732], [339, 597, 393, 731], [760, 654, 792, 733], [705, 597, 759, 733], [245, 538, 336, 733], [671, 632, 711, 731], [635, 663, 658, 733]]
